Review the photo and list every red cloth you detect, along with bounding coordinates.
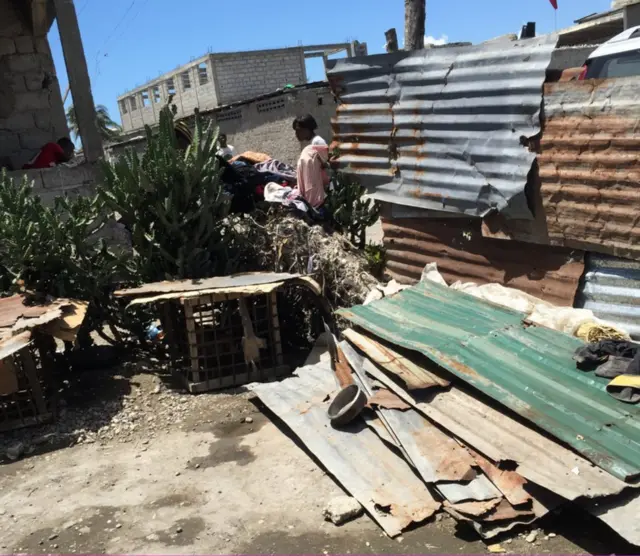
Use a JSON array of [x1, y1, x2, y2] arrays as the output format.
[[23, 143, 66, 169], [549, 0, 558, 9]]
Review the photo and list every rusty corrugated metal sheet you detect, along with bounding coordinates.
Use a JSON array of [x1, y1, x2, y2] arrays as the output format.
[[0, 295, 71, 345], [355, 336, 629, 501], [326, 35, 558, 219], [539, 77, 640, 259], [337, 280, 640, 481], [381, 215, 584, 307], [248, 362, 440, 537]]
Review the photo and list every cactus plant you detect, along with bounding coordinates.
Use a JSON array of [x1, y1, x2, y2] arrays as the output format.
[[99, 106, 233, 281]]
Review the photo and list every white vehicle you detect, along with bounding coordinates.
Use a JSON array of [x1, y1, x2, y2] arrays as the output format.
[[580, 26, 640, 79]]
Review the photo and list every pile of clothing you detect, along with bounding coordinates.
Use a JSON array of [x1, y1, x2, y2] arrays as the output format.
[[219, 151, 297, 214], [574, 340, 640, 403]]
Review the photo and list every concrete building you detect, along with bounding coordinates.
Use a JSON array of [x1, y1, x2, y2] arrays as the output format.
[[117, 42, 362, 134], [108, 82, 337, 167], [559, 0, 640, 45]]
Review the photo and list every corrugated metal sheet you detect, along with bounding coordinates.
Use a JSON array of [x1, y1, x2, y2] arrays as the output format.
[[355, 346, 629, 501], [337, 280, 640, 482], [577, 254, 640, 341], [326, 35, 557, 218], [539, 77, 640, 259], [248, 362, 440, 537], [381, 215, 584, 307], [0, 295, 73, 345], [114, 272, 302, 298]]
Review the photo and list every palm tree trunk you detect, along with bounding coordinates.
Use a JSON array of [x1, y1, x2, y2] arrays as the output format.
[[405, 0, 426, 51]]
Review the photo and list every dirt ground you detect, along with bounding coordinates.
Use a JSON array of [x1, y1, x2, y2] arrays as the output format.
[[0, 353, 636, 555]]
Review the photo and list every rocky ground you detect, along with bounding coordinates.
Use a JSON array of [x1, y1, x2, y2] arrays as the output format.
[[0, 349, 636, 555]]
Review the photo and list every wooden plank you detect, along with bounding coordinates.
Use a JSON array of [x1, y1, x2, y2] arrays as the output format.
[[19, 349, 47, 415], [182, 299, 201, 383]]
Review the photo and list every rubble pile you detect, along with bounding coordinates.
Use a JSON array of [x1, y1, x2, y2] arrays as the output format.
[[241, 214, 379, 308]]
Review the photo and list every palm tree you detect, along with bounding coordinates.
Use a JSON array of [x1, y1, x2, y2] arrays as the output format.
[[66, 104, 123, 142]]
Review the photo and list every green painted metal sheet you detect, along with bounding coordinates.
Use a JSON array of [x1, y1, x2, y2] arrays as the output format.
[[337, 280, 640, 482]]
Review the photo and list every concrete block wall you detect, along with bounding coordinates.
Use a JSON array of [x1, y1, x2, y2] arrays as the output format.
[[108, 86, 337, 167], [216, 87, 336, 166], [118, 48, 307, 133], [0, 0, 68, 170], [212, 48, 306, 106]]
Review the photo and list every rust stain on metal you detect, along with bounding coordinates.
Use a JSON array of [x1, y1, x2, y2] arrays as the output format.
[[382, 215, 585, 307], [334, 345, 355, 387], [343, 328, 450, 390], [467, 447, 532, 507], [536, 78, 640, 258], [367, 388, 411, 411], [444, 498, 502, 518]]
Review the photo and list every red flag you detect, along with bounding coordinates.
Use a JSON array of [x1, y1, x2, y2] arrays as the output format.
[[549, 0, 558, 8]]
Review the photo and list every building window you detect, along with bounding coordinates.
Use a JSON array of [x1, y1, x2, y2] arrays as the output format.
[[141, 90, 150, 107], [129, 96, 137, 111], [166, 78, 176, 96], [119, 99, 128, 115], [198, 62, 208, 86], [181, 71, 191, 90], [152, 85, 161, 103]]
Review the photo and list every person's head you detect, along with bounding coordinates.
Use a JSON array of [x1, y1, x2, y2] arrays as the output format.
[[174, 120, 192, 151], [219, 133, 228, 148], [292, 114, 318, 142], [57, 137, 75, 161]]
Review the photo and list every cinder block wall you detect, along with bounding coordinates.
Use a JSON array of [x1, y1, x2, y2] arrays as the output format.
[[118, 48, 308, 134], [212, 48, 306, 106], [215, 87, 336, 166], [109, 86, 338, 167], [0, 1, 68, 170]]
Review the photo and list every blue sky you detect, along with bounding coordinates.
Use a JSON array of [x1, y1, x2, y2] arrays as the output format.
[[48, 0, 611, 126]]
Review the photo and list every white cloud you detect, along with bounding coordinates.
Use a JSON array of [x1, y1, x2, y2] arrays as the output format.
[[424, 34, 448, 47]]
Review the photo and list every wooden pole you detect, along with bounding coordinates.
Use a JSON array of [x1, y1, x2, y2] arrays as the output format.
[[405, 0, 426, 51], [53, 0, 103, 161]]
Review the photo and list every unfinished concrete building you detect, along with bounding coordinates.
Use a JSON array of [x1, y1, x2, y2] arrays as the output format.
[[117, 42, 364, 133], [0, 0, 103, 191]]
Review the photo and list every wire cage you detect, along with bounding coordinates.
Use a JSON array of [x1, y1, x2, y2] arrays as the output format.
[[161, 290, 287, 393], [0, 339, 55, 432]]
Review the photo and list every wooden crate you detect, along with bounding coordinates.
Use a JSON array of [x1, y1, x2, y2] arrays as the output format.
[[0, 343, 54, 432], [164, 291, 288, 393]]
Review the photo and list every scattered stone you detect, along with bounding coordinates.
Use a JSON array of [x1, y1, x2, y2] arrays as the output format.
[[146, 533, 160, 542], [48, 533, 58, 541], [244, 416, 254, 424], [323, 496, 364, 525], [194, 463, 200, 469], [52, 544, 59, 549], [526, 530, 539, 544], [115, 524, 122, 529], [175, 471, 181, 477], [505, 539, 512, 545], [487, 544, 506, 553], [78, 527, 91, 535], [6, 442, 26, 461], [176, 526, 183, 534], [548, 532, 557, 538]]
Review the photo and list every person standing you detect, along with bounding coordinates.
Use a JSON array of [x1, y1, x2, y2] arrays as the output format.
[[217, 133, 236, 161]]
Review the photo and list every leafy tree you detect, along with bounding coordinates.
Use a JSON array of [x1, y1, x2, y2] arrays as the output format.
[[66, 104, 123, 142]]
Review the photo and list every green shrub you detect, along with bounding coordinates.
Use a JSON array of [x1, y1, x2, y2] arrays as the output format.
[[326, 172, 380, 249], [0, 170, 134, 344]]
